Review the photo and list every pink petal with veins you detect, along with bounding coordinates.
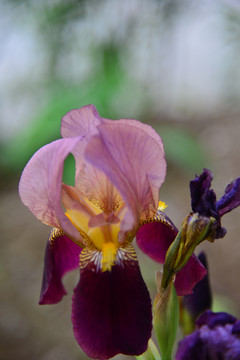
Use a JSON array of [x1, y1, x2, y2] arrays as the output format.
[[19, 137, 83, 242]]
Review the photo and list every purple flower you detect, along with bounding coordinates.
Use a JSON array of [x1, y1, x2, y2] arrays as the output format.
[[190, 169, 240, 239], [176, 310, 240, 360], [19, 105, 172, 359]]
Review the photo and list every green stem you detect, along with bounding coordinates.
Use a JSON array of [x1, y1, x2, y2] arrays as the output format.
[[135, 339, 161, 360], [148, 339, 162, 360]]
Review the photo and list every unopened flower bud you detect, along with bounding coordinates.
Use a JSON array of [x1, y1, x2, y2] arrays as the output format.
[[161, 213, 214, 290]]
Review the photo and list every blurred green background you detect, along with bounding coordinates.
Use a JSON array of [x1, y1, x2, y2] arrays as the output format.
[[1, 0, 240, 359]]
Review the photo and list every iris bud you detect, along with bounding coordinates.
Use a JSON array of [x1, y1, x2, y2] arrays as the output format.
[[161, 213, 214, 290]]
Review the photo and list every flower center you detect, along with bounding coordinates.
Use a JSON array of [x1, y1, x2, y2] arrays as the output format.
[[101, 242, 118, 272], [65, 205, 121, 272]]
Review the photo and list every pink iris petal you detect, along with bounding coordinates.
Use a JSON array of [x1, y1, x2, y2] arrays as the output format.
[[136, 217, 207, 295], [39, 229, 82, 304], [88, 212, 120, 228], [85, 122, 166, 235], [72, 246, 152, 359], [61, 105, 102, 186], [61, 104, 101, 139], [174, 254, 207, 296], [61, 184, 95, 219], [19, 137, 83, 242], [61, 106, 122, 212], [103, 117, 165, 161]]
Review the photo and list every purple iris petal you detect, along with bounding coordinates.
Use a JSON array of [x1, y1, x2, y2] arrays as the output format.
[[189, 169, 240, 240], [216, 177, 240, 216], [39, 229, 82, 305], [176, 331, 205, 360], [232, 320, 240, 335], [176, 310, 240, 360], [72, 246, 152, 359], [196, 310, 236, 329], [190, 169, 240, 222], [190, 169, 218, 219]]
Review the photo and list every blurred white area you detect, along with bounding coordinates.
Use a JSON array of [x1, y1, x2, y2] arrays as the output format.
[[0, 0, 240, 140]]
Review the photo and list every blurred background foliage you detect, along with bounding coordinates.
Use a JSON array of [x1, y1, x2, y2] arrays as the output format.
[[2, 0, 240, 181], [3, 0, 238, 180], [1, 0, 240, 359]]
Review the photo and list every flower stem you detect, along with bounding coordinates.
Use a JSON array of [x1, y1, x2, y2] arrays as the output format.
[[135, 339, 161, 360]]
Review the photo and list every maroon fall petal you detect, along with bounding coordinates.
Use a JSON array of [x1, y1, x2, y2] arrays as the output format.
[[136, 215, 178, 263], [183, 252, 212, 320], [136, 214, 207, 295], [39, 229, 82, 305], [72, 246, 152, 359], [174, 254, 207, 296]]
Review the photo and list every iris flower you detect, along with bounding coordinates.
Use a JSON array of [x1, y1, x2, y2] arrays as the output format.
[[19, 105, 205, 359], [176, 310, 240, 360]]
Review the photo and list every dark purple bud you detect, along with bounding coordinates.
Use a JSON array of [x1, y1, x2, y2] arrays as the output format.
[[190, 169, 218, 219], [189, 170, 240, 241], [182, 252, 212, 322]]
